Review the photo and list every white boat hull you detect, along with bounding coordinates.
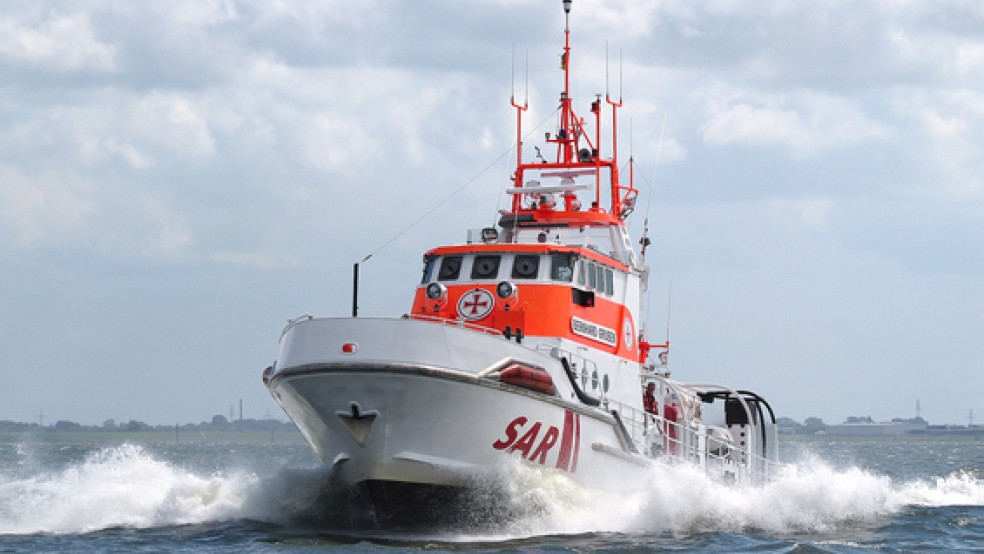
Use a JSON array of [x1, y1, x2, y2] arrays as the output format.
[[266, 317, 650, 492]]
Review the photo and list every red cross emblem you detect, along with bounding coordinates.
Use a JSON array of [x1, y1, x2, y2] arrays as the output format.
[[456, 289, 494, 321], [463, 294, 489, 314]]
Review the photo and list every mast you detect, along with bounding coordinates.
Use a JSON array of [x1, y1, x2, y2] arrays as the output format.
[[551, 0, 589, 170], [560, 0, 574, 164], [506, 0, 636, 223], [511, 46, 528, 169], [607, 47, 624, 211]]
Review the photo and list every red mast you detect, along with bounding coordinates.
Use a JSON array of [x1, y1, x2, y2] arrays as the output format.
[[507, 0, 636, 223], [511, 65, 528, 169]]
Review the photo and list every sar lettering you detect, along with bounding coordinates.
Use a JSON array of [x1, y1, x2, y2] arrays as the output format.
[[492, 416, 560, 466], [492, 416, 527, 450]]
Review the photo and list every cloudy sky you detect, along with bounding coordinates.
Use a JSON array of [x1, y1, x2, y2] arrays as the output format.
[[2, 0, 982, 427]]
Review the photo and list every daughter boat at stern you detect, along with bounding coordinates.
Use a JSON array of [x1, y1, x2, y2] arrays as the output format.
[[264, 0, 779, 513]]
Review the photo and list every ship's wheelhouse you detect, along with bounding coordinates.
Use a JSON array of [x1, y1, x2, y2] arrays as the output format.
[[411, 246, 636, 359], [420, 250, 620, 295], [422, 251, 579, 284]]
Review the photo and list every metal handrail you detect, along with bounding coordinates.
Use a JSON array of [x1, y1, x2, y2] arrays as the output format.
[[281, 313, 506, 339], [609, 396, 780, 483], [406, 314, 504, 336], [533, 344, 600, 384]]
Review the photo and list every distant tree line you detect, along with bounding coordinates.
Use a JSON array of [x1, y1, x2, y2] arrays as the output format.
[[0, 415, 298, 433], [777, 415, 929, 434], [777, 416, 828, 434]]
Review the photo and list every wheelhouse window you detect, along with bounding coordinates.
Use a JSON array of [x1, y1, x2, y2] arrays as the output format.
[[576, 259, 615, 297], [512, 255, 539, 279], [551, 253, 574, 281], [420, 256, 436, 284], [438, 256, 463, 281], [471, 255, 501, 279]]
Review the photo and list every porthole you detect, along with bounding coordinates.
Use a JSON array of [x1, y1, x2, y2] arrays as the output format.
[[512, 255, 539, 279], [438, 256, 462, 280], [471, 255, 500, 279]]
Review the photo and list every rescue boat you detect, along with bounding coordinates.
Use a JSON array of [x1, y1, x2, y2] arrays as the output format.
[[264, 0, 779, 519]]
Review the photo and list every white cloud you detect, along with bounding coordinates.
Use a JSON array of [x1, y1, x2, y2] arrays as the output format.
[[236, 59, 488, 173], [901, 92, 984, 200], [171, 0, 238, 27], [0, 165, 93, 246], [294, 112, 377, 172], [143, 198, 194, 257], [104, 139, 154, 170], [700, 86, 889, 159], [785, 197, 835, 230], [943, 89, 984, 118], [84, 194, 196, 261], [670, 197, 838, 272], [953, 42, 984, 75], [210, 250, 296, 269], [0, 91, 217, 173], [0, 12, 116, 73], [133, 93, 217, 159], [574, 0, 659, 40], [921, 109, 968, 138]]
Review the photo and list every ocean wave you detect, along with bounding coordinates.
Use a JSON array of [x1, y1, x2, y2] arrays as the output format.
[[0, 443, 979, 536], [0, 444, 255, 534], [496, 456, 983, 536]]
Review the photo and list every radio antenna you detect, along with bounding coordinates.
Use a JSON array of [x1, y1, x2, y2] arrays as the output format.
[[665, 283, 672, 345]]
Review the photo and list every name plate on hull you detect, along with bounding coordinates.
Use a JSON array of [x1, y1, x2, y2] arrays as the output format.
[[570, 316, 618, 347]]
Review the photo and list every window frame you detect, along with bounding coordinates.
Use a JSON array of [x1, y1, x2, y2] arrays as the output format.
[[438, 256, 463, 281], [470, 255, 501, 280], [550, 253, 574, 282], [511, 254, 540, 279], [420, 256, 436, 284]]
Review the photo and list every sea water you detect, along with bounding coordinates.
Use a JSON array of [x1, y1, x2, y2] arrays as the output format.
[[0, 434, 979, 552]]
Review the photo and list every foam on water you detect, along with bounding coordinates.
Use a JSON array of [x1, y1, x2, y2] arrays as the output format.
[[495, 455, 984, 537], [500, 458, 981, 537], [0, 443, 979, 536], [0, 444, 257, 534]]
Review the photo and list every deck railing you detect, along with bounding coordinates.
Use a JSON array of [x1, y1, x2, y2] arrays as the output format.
[[406, 314, 505, 336], [609, 390, 781, 484]]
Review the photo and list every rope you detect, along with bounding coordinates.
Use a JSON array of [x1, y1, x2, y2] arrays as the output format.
[[358, 107, 561, 264]]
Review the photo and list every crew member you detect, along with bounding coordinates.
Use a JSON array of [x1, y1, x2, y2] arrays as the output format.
[[664, 393, 679, 454], [643, 383, 658, 415]]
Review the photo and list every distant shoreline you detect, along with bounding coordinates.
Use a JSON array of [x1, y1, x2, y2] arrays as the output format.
[[0, 428, 307, 445]]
